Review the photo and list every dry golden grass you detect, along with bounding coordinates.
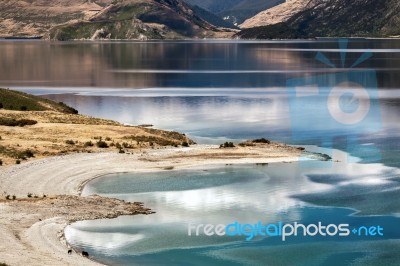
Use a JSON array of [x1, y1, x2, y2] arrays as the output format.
[[0, 110, 192, 165]]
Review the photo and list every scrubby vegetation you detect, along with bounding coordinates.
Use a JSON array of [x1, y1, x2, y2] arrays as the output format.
[[0, 88, 78, 114], [252, 138, 271, 144], [0, 118, 37, 127], [96, 140, 109, 148], [220, 142, 235, 148]]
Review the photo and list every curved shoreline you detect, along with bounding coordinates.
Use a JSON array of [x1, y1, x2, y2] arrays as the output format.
[[0, 144, 305, 266]]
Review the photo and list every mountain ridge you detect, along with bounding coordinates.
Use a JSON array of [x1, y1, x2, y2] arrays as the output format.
[[0, 0, 235, 40], [237, 0, 400, 39]]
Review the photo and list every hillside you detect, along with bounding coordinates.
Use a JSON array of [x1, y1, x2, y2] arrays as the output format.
[[0, 0, 235, 40], [0, 88, 193, 165], [240, 0, 310, 28], [0, 88, 78, 114], [185, 0, 283, 25], [237, 0, 400, 39]]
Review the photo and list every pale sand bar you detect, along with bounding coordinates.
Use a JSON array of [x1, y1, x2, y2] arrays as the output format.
[[0, 144, 304, 266]]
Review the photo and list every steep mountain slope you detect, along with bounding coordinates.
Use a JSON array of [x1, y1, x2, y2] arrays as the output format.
[[237, 0, 400, 39], [240, 0, 310, 28], [185, 0, 283, 25], [0, 0, 234, 40]]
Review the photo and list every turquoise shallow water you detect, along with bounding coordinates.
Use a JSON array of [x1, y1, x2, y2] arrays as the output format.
[[66, 158, 400, 266]]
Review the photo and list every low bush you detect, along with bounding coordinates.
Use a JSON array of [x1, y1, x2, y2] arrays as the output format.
[[96, 140, 109, 148], [182, 142, 189, 147], [16, 159, 21, 164], [0, 118, 37, 127], [0, 159, 2, 166], [252, 138, 271, 144], [65, 140, 75, 145], [84, 141, 94, 147], [220, 142, 235, 148]]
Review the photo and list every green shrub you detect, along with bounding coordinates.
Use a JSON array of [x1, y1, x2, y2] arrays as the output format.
[[96, 140, 109, 148], [252, 138, 271, 144], [16, 159, 21, 164], [220, 142, 235, 148], [0, 159, 2, 166], [84, 141, 94, 147], [27, 193, 32, 198], [0, 102, 3, 109], [15, 149, 35, 160], [5, 195, 10, 200], [0, 118, 37, 127], [115, 142, 122, 149], [65, 140, 75, 145], [20, 106, 27, 111], [12, 195, 16, 200], [118, 149, 125, 154], [105, 137, 111, 141]]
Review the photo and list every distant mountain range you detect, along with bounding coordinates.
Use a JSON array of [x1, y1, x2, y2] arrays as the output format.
[[237, 0, 400, 39], [0, 0, 236, 40], [184, 0, 283, 25], [1, 0, 400, 40]]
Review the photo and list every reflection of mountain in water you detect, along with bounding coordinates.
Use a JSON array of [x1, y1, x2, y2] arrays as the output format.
[[2, 40, 400, 88]]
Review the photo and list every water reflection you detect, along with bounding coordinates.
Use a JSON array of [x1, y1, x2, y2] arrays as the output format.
[[1, 40, 400, 88]]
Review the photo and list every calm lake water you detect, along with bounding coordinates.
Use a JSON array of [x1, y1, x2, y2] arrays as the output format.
[[2, 39, 400, 265]]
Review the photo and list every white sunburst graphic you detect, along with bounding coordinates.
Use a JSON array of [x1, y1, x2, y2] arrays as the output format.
[[315, 39, 373, 125], [286, 39, 382, 167]]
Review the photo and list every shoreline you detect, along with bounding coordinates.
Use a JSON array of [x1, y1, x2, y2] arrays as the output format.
[[0, 144, 312, 266]]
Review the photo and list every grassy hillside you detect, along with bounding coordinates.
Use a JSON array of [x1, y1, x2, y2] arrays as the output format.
[[0, 88, 78, 114], [0, 88, 193, 165], [237, 0, 400, 39]]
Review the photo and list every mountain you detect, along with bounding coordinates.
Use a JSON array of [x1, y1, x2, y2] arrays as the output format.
[[237, 0, 400, 39], [184, 0, 283, 25], [240, 0, 309, 28], [0, 0, 235, 40]]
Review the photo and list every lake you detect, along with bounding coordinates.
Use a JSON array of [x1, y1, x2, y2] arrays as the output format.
[[2, 39, 400, 265]]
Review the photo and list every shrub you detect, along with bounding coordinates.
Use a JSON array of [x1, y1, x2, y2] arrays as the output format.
[[220, 142, 235, 148], [0, 136, 2, 140], [20, 149, 34, 158], [105, 137, 111, 141], [27, 193, 32, 198], [96, 140, 109, 148], [12, 195, 16, 200], [84, 141, 94, 147], [20, 106, 27, 111], [182, 142, 189, 147], [252, 138, 271, 144], [0, 102, 3, 109], [65, 140, 75, 145], [115, 142, 122, 149], [0, 118, 37, 127], [122, 142, 132, 148], [109, 142, 115, 147], [5, 195, 10, 200], [0, 159, 2, 166], [118, 149, 125, 154], [16, 159, 21, 164]]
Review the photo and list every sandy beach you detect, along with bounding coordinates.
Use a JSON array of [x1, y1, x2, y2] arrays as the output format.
[[0, 143, 306, 266]]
